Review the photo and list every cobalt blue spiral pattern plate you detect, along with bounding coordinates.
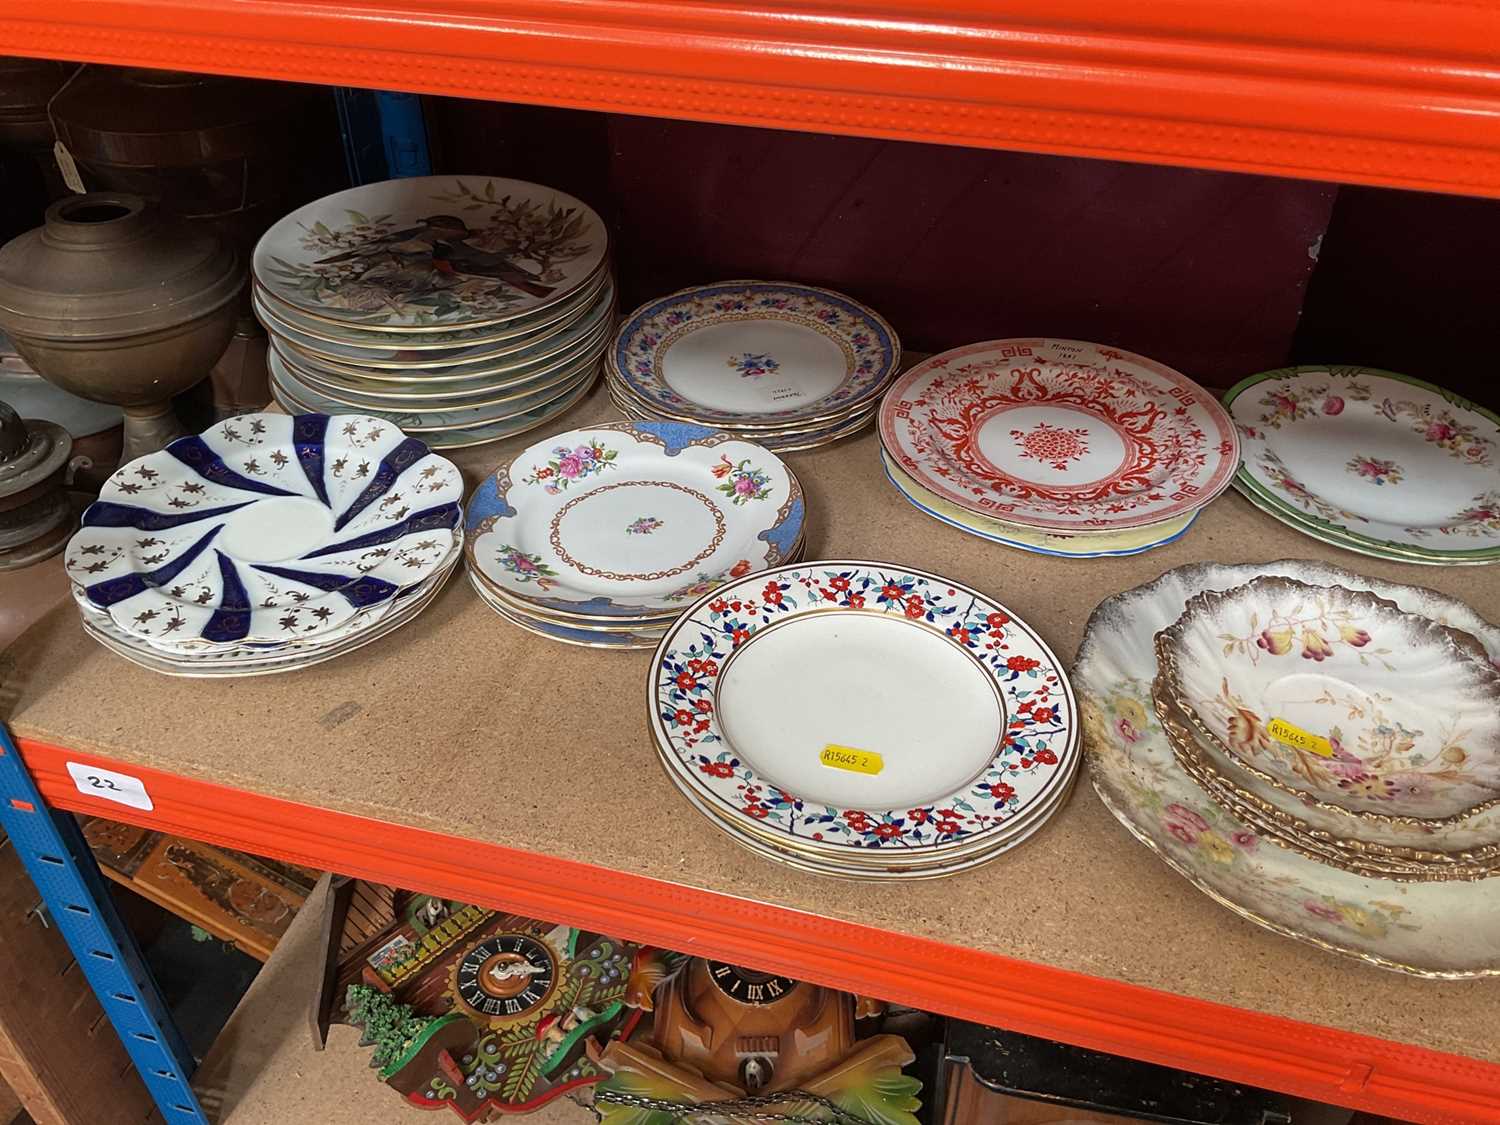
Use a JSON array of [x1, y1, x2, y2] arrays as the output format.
[[64, 413, 463, 645]]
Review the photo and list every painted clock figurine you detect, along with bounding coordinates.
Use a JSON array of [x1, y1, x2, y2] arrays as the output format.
[[451, 932, 559, 1024]]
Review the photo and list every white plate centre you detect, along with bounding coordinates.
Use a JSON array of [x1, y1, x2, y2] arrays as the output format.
[[217, 496, 333, 563], [549, 481, 724, 581], [715, 613, 1005, 808], [975, 404, 1131, 488], [661, 321, 847, 414], [1266, 416, 1486, 529]]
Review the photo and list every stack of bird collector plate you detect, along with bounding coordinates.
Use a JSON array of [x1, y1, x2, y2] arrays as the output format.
[[1224, 365, 1500, 565], [879, 339, 1239, 557], [605, 281, 901, 452], [464, 421, 805, 649], [648, 561, 1080, 878], [253, 176, 613, 450], [63, 412, 463, 677]]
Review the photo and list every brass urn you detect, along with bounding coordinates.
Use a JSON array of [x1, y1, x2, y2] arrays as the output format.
[[0, 192, 242, 461]]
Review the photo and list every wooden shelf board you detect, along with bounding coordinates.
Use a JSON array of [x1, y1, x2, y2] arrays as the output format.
[[6, 388, 1500, 1122], [1, 0, 1500, 195]]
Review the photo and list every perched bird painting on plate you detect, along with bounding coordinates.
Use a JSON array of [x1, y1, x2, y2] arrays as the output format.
[[267, 178, 596, 323]]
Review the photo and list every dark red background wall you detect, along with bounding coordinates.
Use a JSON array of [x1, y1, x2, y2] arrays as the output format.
[[426, 98, 1500, 410]]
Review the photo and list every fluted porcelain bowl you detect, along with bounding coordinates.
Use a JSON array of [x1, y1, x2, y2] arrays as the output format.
[[1157, 575, 1500, 823]]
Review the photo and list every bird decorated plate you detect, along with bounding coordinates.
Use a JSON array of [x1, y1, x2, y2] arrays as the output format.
[[609, 282, 900, 426], [880, 339, 1237, 532], [64, 413, 463, 645], [1077, 560, 1500, 977], [464, 422, 804, 616], [268, 346, 599, 431], [270, 361, 598, 448], [648, 561, 1077, 858], [253, 275, 612, 374], [250, 267, 610, 356], [253, 176, 608, 329], [1226, 367, 1500, 563]]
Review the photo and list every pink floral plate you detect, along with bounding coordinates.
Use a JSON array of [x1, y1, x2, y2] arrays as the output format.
[[649, 562, 1078, 858], [879, 339, 1237, 532], [1226, 367, 1500, 563], [464, 422, 804, 617], [1158, 576, 1500, 822], [1078, 560, 1500, 977]]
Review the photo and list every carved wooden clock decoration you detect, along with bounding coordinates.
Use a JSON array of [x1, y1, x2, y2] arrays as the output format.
[[449, 930, 561, 1027], [591, 957, 921, 1125]]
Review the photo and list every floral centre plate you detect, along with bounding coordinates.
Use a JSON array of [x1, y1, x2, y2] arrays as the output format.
[[65, 413, 462, 644], [254, 176, 607, 328], [1226, 367, 1500, 559], [1077, 560, 1500, 977], [1157, 577, 1500, 820], [464, 422, 804, 615], [650, 562, 1077, 854], [611, 282, 899, 424], [880, 339, 1237, 531]]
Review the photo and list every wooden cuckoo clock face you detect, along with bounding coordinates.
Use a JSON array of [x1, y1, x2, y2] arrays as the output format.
[[705, 960, 799, 1005], [451, 932, 558, 1023]]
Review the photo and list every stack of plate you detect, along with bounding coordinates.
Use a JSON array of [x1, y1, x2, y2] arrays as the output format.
[[648, 562, 1079, 879], [605, 281, 901, 452], [464, 421, 805, 649], [1078, 560, 1500, 976], [1224, 366, 1500, 565], [63, 412, 463, 677], [879, 339, 1239, 557], [253, 176, 613, 449]]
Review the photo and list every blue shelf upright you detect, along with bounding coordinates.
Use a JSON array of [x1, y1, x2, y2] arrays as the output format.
[[0, 726, 207, 1124]]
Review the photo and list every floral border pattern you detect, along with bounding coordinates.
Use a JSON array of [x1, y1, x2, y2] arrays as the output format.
[[611, 283, 900, 423], [652, 564, 1077, 852]]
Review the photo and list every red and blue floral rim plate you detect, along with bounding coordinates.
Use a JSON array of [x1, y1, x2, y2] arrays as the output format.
[[648, 561, 1079, 859]]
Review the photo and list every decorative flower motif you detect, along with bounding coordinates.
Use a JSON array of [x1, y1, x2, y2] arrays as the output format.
[[1010, 420, 1091, 471], [1322, 395, 1345, 415], [1299, 628, 1336, 661], [710, 456, 773, 505], [524, 442, 617, 493], [1345, 455, 1404, 486], [1304, 900, 1343, 922], [1198, 832, 1235, 865], [727, 352, 780, 379], [625, 516, 664, 535], [495, 545, 557, 590], [1337, 623, 1371, 647], [729, 559, 752, 577], [1256, 626, 1294, 655]]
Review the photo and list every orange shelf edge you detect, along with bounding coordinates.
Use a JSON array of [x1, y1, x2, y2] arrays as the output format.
[[2, 0, 1500, 197], [10, 736, 1500, 1124]]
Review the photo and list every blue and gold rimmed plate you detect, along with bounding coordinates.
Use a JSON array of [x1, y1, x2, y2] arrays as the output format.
[[464, 421, 804, 618], [608, 282, 899, 428], [64, 413, 462, 646]]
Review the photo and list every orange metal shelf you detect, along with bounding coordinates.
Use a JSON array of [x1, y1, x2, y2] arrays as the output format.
[[11, 734, 1500, 1125], [2, 0, 1500, 197]]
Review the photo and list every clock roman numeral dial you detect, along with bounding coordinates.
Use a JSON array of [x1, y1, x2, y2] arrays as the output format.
[[705, 960, 799, 1006]]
